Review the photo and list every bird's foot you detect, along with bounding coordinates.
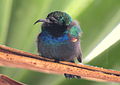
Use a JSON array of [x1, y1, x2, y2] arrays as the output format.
[[64, 73, 81, 79], [54, 59, 60, 63]]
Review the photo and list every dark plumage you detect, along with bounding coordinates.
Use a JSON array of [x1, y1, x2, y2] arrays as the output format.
[[35, 11, 82, 79]]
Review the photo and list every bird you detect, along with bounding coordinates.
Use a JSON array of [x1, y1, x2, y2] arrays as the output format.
[[34, 11, 82, 79]]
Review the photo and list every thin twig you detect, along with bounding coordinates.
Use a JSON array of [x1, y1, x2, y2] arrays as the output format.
[[0, 45, 120, 83], [0, 74, 25, 85]]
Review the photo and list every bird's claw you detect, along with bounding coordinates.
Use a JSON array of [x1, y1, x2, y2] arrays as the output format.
[[64, 73, 81, 79]]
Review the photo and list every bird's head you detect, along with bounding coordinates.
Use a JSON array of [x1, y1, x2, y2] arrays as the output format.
[[34, 11, 73, 37]]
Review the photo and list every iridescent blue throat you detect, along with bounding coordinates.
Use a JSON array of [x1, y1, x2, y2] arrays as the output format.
[[39, 31, 69, 45]]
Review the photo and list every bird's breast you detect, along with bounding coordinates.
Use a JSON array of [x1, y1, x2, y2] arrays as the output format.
[[37, 31, 80, 61]]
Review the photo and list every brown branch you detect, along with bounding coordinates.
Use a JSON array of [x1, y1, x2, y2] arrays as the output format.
[[0, 45, 120, 83], [0, 74, 25, 85]]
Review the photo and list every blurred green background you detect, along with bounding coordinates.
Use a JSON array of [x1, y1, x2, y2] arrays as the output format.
[[0, 0, 120, 85]]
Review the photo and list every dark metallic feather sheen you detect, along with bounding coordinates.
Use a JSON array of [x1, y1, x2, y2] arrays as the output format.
[[35, 11, 82, 79]]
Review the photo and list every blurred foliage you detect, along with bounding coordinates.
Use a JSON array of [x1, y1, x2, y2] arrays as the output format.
[[0, 0, 120, 85]]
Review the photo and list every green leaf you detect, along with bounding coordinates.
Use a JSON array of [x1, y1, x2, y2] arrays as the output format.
[[0, 0, 13, 44], [89, 41, 120, 70]]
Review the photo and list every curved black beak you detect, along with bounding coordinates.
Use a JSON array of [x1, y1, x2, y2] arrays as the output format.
[[34, 19, 50, 25]]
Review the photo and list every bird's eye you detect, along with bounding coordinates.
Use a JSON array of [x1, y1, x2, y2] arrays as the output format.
[[49, 18, 54, 22], [50, 17, 58, 23]]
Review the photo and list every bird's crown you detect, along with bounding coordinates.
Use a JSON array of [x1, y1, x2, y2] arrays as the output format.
[[46, 11, 72, 26]]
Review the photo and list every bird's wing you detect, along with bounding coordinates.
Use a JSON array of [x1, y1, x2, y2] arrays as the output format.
[[68, 20, 83, 38]]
